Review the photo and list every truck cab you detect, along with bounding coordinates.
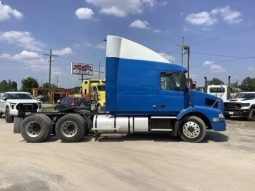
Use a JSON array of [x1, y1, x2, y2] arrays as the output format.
[[207, 85, 229, 102], [82, 79, 105, 112]]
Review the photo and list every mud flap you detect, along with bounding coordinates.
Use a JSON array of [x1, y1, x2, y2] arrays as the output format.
[[13, 117, 23, 133]]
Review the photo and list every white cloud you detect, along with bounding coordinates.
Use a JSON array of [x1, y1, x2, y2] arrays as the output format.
[[75, 8, 94, 20], [1, 50, 48, 71], [13, 50, 41, 60], [211, 6, 242, 24], [186, 6, 242, 26], [203, 60, 225, 73], [0, 31, 44, 51], [159, 53, 176, 62], [186, 11, 217, 26], [158, 1, 167, 6], [95, 42, 106, 49], [86, 0, 155, 17], [129, 19, 149, 29], [203, 60, 214, 67], [0, 1, 23, 21], [248, 67, 255, 71], [210, 64, 225, 73], [152, 29, 161, 33], [53, 47, 73, 56]]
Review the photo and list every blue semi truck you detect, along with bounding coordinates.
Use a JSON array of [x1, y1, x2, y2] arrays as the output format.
[[14, 36, 226, 143]]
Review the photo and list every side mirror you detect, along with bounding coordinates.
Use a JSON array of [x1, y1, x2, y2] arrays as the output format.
[[180, 73, 187, 92], [3, 97, 7, 101]]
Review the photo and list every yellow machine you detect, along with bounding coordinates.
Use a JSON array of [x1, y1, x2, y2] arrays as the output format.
[[81, 79, 105, 112]]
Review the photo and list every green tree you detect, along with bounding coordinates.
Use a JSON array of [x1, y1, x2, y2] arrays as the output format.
[[11, 81, 17, 91], [42, 82, 57, 88], [208, 78, 224, 85], [21, 77, 39, 93], [240, 77, 255, 91], [0, 80, 17, 92]]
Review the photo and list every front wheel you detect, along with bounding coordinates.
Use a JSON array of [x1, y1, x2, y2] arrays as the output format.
[[248, 109, 255, 121], [178, 116, 206, 143], [5, 107, 14, 123]]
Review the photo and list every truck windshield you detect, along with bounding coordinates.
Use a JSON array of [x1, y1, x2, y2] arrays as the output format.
[[6, 93, 33, 99], [160, 72, 182, 91], [98, 85, 105, 91], [209, 87, 225, 93], [234, 93, 255, 99]]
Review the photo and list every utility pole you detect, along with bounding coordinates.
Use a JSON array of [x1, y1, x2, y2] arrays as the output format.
[[44, 49, 58, 87], [185, 45, 190, 79], [181, 36, 184, 67], [94, 62, 104, 79], [180, 38, 190, 79]]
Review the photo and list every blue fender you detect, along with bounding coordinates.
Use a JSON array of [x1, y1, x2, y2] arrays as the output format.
[[176, 106, 226, 131]]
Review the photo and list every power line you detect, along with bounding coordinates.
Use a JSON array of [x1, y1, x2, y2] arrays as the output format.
[[187, 16, 255, 42], [188, 24, 255, 47], [192, 56, 255, 68], [192, 51, 255, 59]]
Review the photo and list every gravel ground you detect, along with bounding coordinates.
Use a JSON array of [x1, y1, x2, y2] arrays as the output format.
[[0, 118, 255, 191]]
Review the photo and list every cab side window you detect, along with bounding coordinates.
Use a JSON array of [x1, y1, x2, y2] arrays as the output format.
[[160, 72, 181, 91]]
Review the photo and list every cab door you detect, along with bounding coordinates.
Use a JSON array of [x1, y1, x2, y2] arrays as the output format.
[[154, 72, 188, 115]]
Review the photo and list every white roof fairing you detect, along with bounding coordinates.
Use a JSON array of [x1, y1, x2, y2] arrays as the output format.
[[106, 35, 170, 64]]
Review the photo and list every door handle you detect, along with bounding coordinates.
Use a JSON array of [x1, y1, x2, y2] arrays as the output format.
[[153, 105, 166, 109]]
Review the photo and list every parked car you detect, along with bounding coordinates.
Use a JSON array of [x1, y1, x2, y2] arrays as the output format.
[[224, 92, 255, 120], [55, 96, 91, 112], [0, 92, 42, 123]]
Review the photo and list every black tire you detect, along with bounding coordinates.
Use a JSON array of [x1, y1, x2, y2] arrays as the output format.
[[178, 116, 206, 143], [36, 114, 54, 136], [5, 107, 14, 123], [55, 114, 86, 142], [21, 114, 52, 142], [224, 114, 230, 120], [84, 116, 93, 132], [248, 109, 255, 121], [75, 109, 91, 115], [0, 112, 3, 118]]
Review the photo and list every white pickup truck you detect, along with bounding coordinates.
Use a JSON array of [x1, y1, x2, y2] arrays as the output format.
[[224, 92, 255, 120], [0, 92, 42, 123]]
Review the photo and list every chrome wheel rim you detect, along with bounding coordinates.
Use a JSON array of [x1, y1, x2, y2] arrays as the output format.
[[26, 121, 41, 137], [61, 121, 78, 137], [183, 121, 200, 139]]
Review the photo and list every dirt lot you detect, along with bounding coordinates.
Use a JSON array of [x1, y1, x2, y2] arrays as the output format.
[[0, 118, 255, 191]]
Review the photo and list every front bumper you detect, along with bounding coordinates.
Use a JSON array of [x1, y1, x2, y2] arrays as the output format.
[[211, 120, 226, 131], [224, 109, 249, 117]]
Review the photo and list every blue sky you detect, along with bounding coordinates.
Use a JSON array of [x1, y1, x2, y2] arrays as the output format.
[[0, 0, 254, 88]]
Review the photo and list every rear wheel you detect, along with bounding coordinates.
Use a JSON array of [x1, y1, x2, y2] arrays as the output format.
[[55, 114, 86, 142], [5, 107, 14, 123], [84, 116, 93, 131], [248, 109, 255, 121], [37, 114, 53, 136], [21, 114, 52, 142], [178, 116, 206, 143]]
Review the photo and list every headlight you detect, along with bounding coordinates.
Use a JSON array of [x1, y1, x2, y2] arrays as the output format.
[[241, 103, 250, 107], [212, 114, 225, 122], [218, 114, 225, 119], [9, 103, 16, 109]]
